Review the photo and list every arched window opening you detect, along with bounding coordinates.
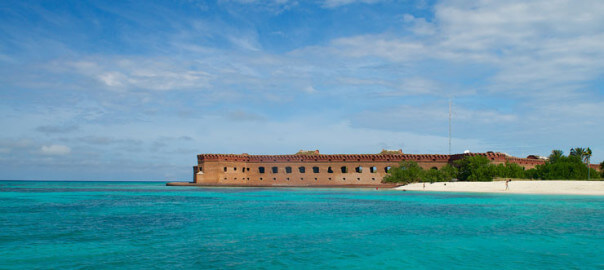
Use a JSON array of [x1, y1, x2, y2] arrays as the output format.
[[370, 166, 377, 173], [385, 166, 392, 173], [312, 166, 320, 173], [272, 167, 278, 173], [299, 166, 306, 173], [355, 166, 363, 173], [224, 167, 227, 172], [431, 167, 438, 170], [285, 167, 292, 174], [327, 167, 334, 173], [341, 166, 348, 173], [259, 167, 265, 174]]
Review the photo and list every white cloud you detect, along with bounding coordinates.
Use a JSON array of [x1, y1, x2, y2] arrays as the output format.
[[323, 0, 384, 8], [304, 86, 318, 94], [41, 144, 71, 155], [64, 58, 214, 92]]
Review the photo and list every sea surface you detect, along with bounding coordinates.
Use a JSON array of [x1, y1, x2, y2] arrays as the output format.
[[0, 181, 602, 269]]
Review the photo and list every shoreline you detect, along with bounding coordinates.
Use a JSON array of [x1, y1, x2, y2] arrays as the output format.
[[395, 180, 604, 195], [166, 182, 399, 188]]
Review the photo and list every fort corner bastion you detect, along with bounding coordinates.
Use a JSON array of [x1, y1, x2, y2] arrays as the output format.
[[166, 150, 549, 187]]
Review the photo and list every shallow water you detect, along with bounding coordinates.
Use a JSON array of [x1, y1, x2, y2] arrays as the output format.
[[1, 181, 602, 269]]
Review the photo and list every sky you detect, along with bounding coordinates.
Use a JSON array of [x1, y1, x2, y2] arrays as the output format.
[[1, 0, 603, 181]]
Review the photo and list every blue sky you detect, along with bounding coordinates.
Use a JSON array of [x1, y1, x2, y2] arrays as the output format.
[[1, 0, 603, 181]]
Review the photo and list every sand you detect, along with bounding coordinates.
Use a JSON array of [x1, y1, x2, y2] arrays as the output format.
[[395, 180, 604, 195]]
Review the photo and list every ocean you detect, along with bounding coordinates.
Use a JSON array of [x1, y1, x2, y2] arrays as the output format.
[[0, 181, 602, 269]]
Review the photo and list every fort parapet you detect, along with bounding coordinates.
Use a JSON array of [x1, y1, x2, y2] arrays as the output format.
[[167, 151, 551, 187]]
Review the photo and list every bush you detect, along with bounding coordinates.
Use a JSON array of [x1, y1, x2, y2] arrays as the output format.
[[527, 150, 600, 180], [383, 161, 423, 184], [454, 155, 494, 181], [382, 150, 601, 184], [382, 162, 457, 184]]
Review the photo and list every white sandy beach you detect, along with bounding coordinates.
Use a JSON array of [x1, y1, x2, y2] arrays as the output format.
[[395, 180, 604, 195]]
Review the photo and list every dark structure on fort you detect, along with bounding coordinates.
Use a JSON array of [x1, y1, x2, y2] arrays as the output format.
[[167, 150, 550, 187]]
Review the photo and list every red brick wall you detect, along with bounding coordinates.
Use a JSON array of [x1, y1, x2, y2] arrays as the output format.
[[192, 152, 553, 186]]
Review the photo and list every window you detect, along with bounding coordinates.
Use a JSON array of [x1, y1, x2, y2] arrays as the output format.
[[259, 167, 265, 173], [355, 166, 363, 173], [327, 167, 334, 173], [385, 166, 391, 173], [234, 167, 237, 171], [285, 167, 292, 174], [341, 166, 348, 173], [272, 167, 278, 173], [299, 166, 306, 173], [431, 167, 438, 170], [370, 166, 377, 173], [224, 167, 227, 172], [312, 166, 320, 173]]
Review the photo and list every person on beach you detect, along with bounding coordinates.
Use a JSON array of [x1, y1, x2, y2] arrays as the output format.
[[505, 179, 511, 191], [423, 183, 425, 190]]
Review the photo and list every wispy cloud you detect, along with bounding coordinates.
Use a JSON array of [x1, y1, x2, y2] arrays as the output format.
[[40, 144, 71, 155], [322, 0, 385, 8], [36, 124, 79, 134]]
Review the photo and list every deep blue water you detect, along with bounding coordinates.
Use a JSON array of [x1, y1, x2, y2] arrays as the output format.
[[0, 181, 602, 269]]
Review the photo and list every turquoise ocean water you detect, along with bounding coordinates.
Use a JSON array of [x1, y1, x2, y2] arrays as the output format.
[[0, 181, 602, 269]]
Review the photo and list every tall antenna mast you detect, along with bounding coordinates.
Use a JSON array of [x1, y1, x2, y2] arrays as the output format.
[[448, 99, 452, 155]]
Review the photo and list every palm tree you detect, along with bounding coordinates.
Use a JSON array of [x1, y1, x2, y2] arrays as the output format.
[[571, 147, 593, 179], [585, 147, 592, 180], [549, 150, 563, 162], [585, 147, 592, 162], [570, 147, 585, 158]]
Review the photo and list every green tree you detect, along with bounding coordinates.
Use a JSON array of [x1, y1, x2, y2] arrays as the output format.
[[535, 152, 596, 180], [524, 168, 539, 179], [570, 147, 591, 163], [382, 161, 424, 184], [569, 147, 594, 179], [439, 165, 458, 181], [549, 150, 564, 163], [422, 168, 442, 183], [454, 155, 494, 181]]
